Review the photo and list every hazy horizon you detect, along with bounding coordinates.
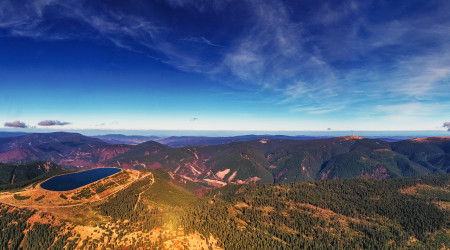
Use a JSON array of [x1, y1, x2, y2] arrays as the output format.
[[1, 128, 449, 138]]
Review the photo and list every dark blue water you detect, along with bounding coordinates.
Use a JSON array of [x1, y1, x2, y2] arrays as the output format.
[[40, 168, 121, 191]]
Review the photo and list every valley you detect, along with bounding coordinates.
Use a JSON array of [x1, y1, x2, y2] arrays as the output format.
[[0, 133, 449, 249]]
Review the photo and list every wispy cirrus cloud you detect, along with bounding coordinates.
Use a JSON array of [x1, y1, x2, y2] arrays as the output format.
[[290, 106, 345, 115], [38, 120, 71, 126], [4, 120, 27, 128], [182, 37, 220, 47], [1, 0, 449, 121]]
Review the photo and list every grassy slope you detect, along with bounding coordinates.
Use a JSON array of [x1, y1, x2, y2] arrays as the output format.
[[142, 169, 199, 207]]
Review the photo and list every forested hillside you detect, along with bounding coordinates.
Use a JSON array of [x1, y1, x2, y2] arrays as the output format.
[[105, 136, 449, 184], [182, 174, 449, 249], [0, 161, 67, 190], [0, 171, 448, 249]]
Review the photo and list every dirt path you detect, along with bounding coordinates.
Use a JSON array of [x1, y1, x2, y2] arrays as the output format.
[[0, 171, 148, 209], [10, 165, 17, 184]]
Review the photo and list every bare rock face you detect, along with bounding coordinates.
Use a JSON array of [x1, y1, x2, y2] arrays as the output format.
[[358, 167, 390, 180]]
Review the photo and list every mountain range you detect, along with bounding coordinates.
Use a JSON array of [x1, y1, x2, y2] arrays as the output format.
[[0, 131, 416, 146], [0, 132, 448, 185], [0, 132, 132, 169]]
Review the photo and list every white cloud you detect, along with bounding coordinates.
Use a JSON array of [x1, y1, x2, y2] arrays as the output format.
[[4, 120, 27, 128], [38, 120, 71, 126]]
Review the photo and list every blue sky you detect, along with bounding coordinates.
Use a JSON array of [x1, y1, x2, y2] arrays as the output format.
[[0, 0, 449, 132]]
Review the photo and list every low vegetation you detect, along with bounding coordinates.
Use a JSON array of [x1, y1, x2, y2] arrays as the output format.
[[71, 187, 95, 200], [34, 195, 45, 201], [13, 194, 31, 200]]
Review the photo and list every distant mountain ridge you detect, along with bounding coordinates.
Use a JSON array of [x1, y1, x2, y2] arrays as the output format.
[[91, 134, 160, 145], [94, 134, 413, 147], [154, 135, 331, 147], [0, 132, 29, 138]]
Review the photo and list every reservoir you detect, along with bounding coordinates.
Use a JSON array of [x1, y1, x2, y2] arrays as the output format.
[[40, 168, 121, 191]]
